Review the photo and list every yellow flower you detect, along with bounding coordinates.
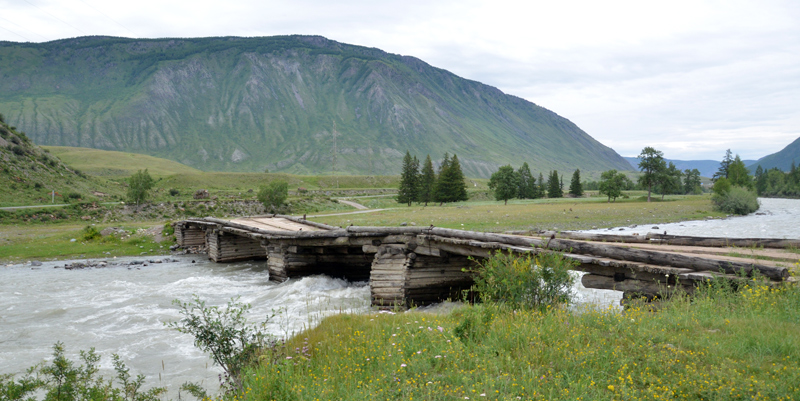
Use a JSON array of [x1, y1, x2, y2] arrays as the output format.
[[608, 385, 615, 391]]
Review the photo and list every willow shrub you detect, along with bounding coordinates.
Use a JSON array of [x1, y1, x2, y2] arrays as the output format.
[[469, 251, 576, 311], [712, 186, 759, 215]]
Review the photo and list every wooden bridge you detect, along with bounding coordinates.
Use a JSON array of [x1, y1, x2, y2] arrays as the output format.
[[174, 215, 797, 308]]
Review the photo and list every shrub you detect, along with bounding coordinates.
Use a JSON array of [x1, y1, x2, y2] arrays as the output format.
[[469, 251, 576, 311], [257, 180, 288, 212], [167, 296, 276, 397], [81, 225, 101, 241], [0, 342, 165, 401], [168, 188, 180, 196], [712, 186, 759, 215]]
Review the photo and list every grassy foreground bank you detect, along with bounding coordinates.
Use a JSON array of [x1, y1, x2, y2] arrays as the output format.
[[246, 281, 800, 400]]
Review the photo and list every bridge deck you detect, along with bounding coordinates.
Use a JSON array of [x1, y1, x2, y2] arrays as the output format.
[[229, 216, 325, 232], [173, 216, 796, 308]]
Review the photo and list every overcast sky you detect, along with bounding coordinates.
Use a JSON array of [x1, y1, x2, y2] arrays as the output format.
[[1, 0, 798, 161]]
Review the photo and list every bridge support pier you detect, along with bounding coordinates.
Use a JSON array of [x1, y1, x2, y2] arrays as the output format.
[[206, 230, 265, 262], [175, 223, 206, 249], [266, 245, 372, 283], [369, 245, 475, 309]]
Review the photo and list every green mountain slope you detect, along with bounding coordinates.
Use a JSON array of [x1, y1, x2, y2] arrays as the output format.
[[44, 146, 202, 177], [748, 136, 800, 172], [0, 35, 631, 177], [0, 117, 120, 206]]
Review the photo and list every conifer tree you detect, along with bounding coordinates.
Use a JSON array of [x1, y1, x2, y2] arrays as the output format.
[[418, 155, 436, 206], [569, 169, 583, 197], [516, 162, 536, 199], [397, 151, 419, 206], [435, 153, 468, 202], [434, 153, 451, 203], [537, 172, 545, 198], [547, 170, 562, 198], [713, 149, 734, 182]]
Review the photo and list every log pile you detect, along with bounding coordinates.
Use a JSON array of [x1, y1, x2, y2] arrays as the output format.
[[206, 230, 266, 263], [174, 223, 207, 248]]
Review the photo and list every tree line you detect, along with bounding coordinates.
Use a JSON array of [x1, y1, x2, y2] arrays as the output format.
[[397, 152, 468, 205], [590, 147, 703, 203], [754, 163, 800, 198], [487, 164, 583, 204]]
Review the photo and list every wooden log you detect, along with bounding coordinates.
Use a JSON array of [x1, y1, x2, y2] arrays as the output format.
[[412, 228, 788, 280], [646, 233, 800, 249], [538, 231, 651, 244], [581, 273, 694, 295]]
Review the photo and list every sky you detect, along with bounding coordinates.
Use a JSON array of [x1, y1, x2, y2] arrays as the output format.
[[1, 0, 798, 161]]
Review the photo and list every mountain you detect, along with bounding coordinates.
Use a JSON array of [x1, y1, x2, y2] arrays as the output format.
[[748, 136, 800, 172], [0, 35, 631, 178], [0, 116, 118, 206], [623, 157, 756, 178]]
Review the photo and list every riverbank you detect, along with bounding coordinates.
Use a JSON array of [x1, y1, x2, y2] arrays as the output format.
[[244, 281, 800, 400]]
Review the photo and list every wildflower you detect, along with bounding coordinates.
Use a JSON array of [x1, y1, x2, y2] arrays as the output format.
[[401, 364, 407, 367], [286, 356, 292, 360], [437, 326, 444, 332], [435, 355, 442, 358], [608, 385, 615, 391]]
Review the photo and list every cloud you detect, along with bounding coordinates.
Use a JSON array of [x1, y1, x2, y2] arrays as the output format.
[[0, 0, 798, 160]]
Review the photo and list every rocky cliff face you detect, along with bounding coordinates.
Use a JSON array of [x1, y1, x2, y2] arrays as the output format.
[[0, 35, 631, 177]]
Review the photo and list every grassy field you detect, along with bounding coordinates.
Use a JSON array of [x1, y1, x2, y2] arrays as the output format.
[[244, 281, 800, 400], [315, 194, 727, 232], [0, 221, 172, 263]]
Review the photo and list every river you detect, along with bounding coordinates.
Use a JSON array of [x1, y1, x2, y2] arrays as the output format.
[[1, 198, 798, 396]]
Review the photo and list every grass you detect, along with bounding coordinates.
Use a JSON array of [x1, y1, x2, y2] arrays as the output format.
[[314, 195, 726, 232], [0, 221, 172, 263], [243, 280, 800, 400], [43, 146, 203, 177]]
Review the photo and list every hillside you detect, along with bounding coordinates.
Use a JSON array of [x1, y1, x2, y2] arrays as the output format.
[[0, 116, 120, 206], [44, 146, 202, 177], [748, 136, 800, 172], [0, 35, 631, 178]]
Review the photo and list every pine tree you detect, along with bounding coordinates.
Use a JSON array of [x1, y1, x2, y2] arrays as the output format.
[[397, 151, 419, 206], [516, 162, 536, 199], [435, 153, 468, 203], [537, 172, 545, 198], [569, 169, 583, 197], [713, 149, 734, 182], [434, 153, 451, 203], [547, 170, 562, 198], [418, 155, 436, 206]]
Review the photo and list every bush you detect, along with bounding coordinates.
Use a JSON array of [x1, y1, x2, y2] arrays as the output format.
[[469, 251, 576, 311], [82, 225, 101, 241], [257, 180, 288, 212], [0, 342, 165, 401], [167, 296, 276, 397], [712, 186, 759, 215], [168, 188, 180, 196]]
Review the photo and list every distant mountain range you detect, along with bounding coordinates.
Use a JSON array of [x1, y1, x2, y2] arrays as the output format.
[[748, 136, 800, 172], [0, 35, 632, 178], [623, 157, 756, 178]]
